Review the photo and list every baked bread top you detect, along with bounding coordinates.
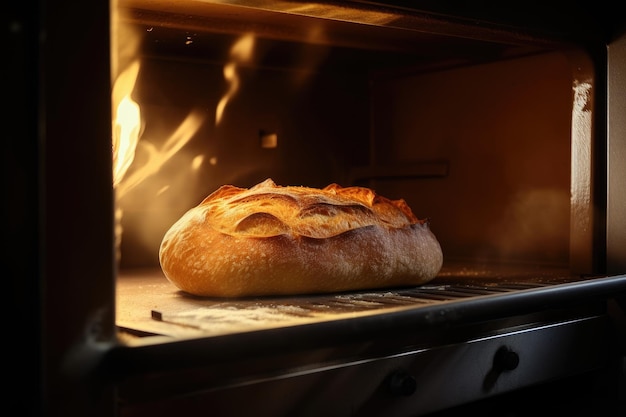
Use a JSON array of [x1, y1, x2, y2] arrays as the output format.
[[201, 178, 423, 238]]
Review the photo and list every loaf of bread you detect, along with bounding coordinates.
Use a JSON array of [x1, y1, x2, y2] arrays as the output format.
[[159, 178, 443, 297]]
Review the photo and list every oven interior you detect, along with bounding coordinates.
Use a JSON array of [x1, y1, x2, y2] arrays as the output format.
[[113, 0, 605, 339]]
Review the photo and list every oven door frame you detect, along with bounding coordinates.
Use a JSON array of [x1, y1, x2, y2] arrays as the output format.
[[6, 1, 626, 416]]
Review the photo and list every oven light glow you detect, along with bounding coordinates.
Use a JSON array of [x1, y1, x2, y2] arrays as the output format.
[[113, 94, 140, 186], [216, 33, 255, 125], [112, 60, 142, 188], [111, 48, 204, 199], [115, 110, 205, 199], [191, 155, 204, 170]]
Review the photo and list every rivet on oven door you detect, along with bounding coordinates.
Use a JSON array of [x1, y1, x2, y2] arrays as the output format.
[[483, 346, 521, 392], [493, 346, 520, 372], [387, 370, 417, 397]]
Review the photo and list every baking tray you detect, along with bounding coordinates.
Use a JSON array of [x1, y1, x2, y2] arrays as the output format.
[[116, 261, 595, 339]]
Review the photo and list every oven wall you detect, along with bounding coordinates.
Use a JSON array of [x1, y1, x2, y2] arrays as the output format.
[[368, 52, 573, 265], [117, 43, 578, 271]]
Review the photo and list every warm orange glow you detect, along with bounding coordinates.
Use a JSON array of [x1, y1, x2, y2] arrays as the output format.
[[112, 60, 141, 188], [115, 110, 205, 200], [110, 24, 204, 199], [191, 154, 204, 170], [113, 94, 141, 186], [216, 33, 255, 125]]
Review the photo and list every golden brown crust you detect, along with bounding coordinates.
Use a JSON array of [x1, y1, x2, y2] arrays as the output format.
[[159, 178, 443, 297]]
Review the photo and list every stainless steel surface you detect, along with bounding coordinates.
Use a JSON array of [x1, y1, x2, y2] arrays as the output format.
[[118, 0, 563, 53]]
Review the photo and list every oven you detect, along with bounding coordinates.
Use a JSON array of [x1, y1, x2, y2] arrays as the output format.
[[7, 1, 626, 416]]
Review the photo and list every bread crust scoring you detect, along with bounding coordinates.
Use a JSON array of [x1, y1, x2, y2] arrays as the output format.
[[159, 178, 443, 297]]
